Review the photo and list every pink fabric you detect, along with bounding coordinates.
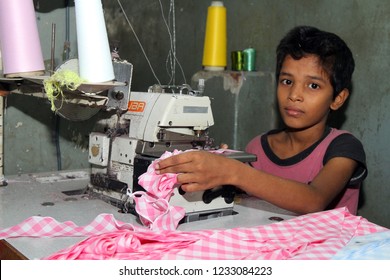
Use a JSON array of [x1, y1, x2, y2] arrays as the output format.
[[138, 149, 182, 200], [131, 191, 186, 231], [45, 230, 211, 260], [1, 208, 387, 259], [0, 214, 137, 238], [134, 149, 185, 230], [43, 208, 390, 260], [134, 149, 235, 230]]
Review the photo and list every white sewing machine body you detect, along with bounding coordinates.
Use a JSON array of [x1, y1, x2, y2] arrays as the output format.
[[84, 62, 255, 222], [88, 83, 257, 222]]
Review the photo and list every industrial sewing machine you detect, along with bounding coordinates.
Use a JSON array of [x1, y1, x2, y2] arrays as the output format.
[[87, 61, 256, 222]]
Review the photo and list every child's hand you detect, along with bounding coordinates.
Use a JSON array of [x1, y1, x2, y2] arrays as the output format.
[[155, 150, 237, 192], [219, 143, 229, 149]]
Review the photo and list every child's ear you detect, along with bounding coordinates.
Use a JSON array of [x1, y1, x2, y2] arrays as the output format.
[[330, 89, 349, 110]]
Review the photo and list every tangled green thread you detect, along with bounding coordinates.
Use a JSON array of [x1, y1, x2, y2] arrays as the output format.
[[43, 70, 86, 111]]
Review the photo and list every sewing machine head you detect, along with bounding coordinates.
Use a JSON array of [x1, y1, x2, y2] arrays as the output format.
[[125, 85, 214, 152]]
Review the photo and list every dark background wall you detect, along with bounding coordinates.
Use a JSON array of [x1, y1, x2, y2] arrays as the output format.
[[3, 0, 389, 228]]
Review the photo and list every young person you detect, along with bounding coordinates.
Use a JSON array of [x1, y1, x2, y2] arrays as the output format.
[[155, 26, 367, 215]]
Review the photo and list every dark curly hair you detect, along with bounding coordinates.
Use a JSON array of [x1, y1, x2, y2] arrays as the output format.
[[276, 26, 355, 99]]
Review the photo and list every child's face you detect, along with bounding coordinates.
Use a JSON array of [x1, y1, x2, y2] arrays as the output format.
[[277, 54, 336, 131]]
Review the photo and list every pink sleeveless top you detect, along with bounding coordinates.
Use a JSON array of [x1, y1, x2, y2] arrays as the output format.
[[245, 128, 360, 214]]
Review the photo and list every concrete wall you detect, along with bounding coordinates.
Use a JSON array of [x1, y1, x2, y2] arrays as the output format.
[[2, 0, 389, 228]]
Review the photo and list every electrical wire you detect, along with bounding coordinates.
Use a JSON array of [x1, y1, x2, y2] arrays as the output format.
[[116, 0, 187, 86], [159, 0, 187, 85], [116, 0, 161, 85], [164, 1, 175, 85]]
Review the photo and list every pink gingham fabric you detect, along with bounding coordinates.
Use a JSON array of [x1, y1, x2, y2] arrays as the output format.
[[133, 149, 185, 230], [134, 148, 242, 230], [131, 191, 186, 231], [44, 229, 212, 260], [44, 208, 389, 260], [1, 207, 387, 259], [0, 214, 137, 238], [137, 149, 182, 200]]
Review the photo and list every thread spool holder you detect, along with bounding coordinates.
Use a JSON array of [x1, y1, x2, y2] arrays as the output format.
[[0, 76, 118, 107]]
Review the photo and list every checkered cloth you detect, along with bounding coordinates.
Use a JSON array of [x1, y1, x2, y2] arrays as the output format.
[[134, 149, 185, 230], [134, 149, 242, 230], [1, 207, 387, 259], [131, 191, 186, 231], [0, 213, 137, 238], [137, 149, 181, 201]]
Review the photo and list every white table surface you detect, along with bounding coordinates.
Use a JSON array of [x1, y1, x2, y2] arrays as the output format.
[[0, 169, 297, 259]]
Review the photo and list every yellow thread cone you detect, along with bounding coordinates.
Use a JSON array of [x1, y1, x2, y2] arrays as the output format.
[[202, 1, 227, 71]]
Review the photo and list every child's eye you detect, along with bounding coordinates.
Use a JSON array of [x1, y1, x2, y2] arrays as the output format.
[[280, 79, 292, 85], [309, 83, 320, 89]]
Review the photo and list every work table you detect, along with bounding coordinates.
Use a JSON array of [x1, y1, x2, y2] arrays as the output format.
[[0, 169, 297, 260]]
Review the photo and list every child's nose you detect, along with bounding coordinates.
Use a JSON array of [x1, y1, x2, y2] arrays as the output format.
[[288, 85, 303, 102]]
